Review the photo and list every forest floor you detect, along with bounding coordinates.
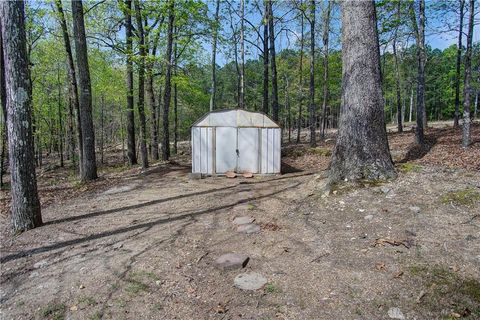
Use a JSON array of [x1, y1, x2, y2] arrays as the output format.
[[1, 121, 480, 320]]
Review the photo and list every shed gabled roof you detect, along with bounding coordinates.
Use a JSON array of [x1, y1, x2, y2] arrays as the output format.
[[192, 109, 280, 128]]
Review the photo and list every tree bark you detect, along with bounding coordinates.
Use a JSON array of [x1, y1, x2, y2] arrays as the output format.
[[308, 0, 316, 147], [410, 0, 426, 145], [54, 0, 82, 172], [0, 1, 42, 231], [409, 86, 413, 122], [210, 0, 220, 112], [393, 35, 403, 133], [146, 30, 159, 160], [123, 0, 137, 165], [296, 6, 304, 144], [462, 0, 474, 148], [173, 26, 178, 155], [329, 0, 396, 184], [72, 0, 97, 180], [239, 0, 245, 109], [454, 0, 465, 128], [262, 1, 269, 115], [321, 0, 331, 139], [57, 67, 64, 167], [134, 0, 149, 169], [268, 0, 279, 122], [162, 0, 174, 161], [0, 20, 7, 188]]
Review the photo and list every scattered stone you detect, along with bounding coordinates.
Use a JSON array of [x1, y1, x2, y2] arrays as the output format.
[[33, 260, 48, 269], [236, 223, 261, 234], [214, 253, 249, 270], [242, 172, 253, 178], [364, 215, 374, 220], [233, 216, 255, 225], [226, 171, 236, 178], [409, 206, 421, 214], [188, 173, 203, 180], [388, 307, 405, 319], [234, 272, 267, 290], [380, 186, 391, 194]]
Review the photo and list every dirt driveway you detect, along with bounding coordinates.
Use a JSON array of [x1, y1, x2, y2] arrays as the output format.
[[1, 125, 480, 320]]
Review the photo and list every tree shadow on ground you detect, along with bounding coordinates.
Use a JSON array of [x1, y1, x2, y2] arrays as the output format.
[[0, 181, 301, 264], [398, 133, 438, 163], [281, 161, 303, 174]]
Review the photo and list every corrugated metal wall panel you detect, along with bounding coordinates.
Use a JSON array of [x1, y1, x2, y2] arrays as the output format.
[[192, 127, 213, 174]]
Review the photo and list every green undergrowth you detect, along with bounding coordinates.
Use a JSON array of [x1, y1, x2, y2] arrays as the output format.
[[409, 264, 480, 319], [441, 188, 480, 207]]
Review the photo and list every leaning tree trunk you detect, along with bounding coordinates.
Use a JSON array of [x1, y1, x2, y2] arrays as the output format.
[[54, 0, 81, 172], [72, 0, 97, 180], [329, 0, 396, 184], [308, 0, 316, 147], [454, 0, 465, 128], [162, 0, 174, 161], [134, 0, 149, 169], [123, 0, 137, 165], [0, 1, 42, 231], [462, 0, 474, 148], [209, 0, 220, 112], [268, 0, 279, 122]]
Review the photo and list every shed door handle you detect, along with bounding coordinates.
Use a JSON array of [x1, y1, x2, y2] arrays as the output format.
[[236, 149, 239, 157]]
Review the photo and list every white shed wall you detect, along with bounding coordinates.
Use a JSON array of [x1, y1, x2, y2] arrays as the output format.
[[191, 127, 213, 174], [260, 128, 281, 174]]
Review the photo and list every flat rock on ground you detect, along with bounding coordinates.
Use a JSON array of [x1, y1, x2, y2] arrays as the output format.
[[236, 223, 261, 234], [233, 216, 255, 225], [234, 272, 267, 291], [214, 253, 249, 270]]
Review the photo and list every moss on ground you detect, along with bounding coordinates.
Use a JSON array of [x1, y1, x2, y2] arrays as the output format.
[[441, 188, 480, 206], [409, 265, 480, 319], [397, 162, 422, 173], [39, 302, 65, 320]]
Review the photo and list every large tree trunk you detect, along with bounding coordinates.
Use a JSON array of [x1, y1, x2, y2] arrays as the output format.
[[262, 1, 269, 115], [308, 0, 316, 147], [329, 0, 395, 184], [320, 0, 331, 139], [454, 0, 465, 128], [0, 2, 42, 231], [123, 0, 137, 165], [393, 35, 403, 133], [134, 0, 149, 169], [146, 31, 159, 160], [410, 0, 426, 145], [210, 0, 220, 112], [57, 68, 64, 167], [462, 0, 474, 148], [72, 0, 97, 180], [173, 26, 178, 155], [268, 0, 279, 122], [296, 6, 304, 144], [54, 0, 82, 172], [239, 0, 245, 109], [0, 21, 8, 188], [162, 0, 174, 161], [409, 86, 414, 122]]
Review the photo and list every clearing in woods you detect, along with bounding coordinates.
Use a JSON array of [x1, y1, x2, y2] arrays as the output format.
[[1, 123, 480, 320]]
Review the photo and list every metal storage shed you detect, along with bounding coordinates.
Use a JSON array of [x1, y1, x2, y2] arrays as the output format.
[[191, 109, 281, 175]]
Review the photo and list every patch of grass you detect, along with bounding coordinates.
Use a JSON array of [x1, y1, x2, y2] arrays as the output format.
[[78, 296, 96, 307], [398, 162, 422, 173], [264, 283, 280, 293], [408, 264, 480, 319], [39, 302, 65, 320], [310, 147, 332, 157], [89, 311, 102, 320], [125, 280, 149, 294], [247, 203, 255, 210], [441, 188, 480, 206], [130, 270, 160, 281]]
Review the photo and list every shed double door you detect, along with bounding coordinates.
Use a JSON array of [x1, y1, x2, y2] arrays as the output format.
[[215, 127, 259, 174]]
